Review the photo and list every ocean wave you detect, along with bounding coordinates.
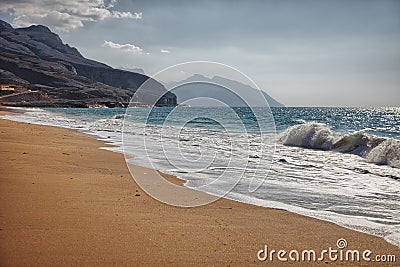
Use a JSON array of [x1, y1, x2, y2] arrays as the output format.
[[188, 119, 218, 125], [113, 114, 126, 119], [292, 118, 307, 124], [366, 139, 400, 168], [89, 118, 123, 132], [279, 123, 400, 169]]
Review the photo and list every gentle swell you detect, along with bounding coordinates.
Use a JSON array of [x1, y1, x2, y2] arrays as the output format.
[[279, 123, 400, 168]]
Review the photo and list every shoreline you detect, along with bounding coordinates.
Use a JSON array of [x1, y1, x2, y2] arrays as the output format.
[[5, 106, 399, 245], [81, 121, 400, 247], [0, 109, 399, 266]]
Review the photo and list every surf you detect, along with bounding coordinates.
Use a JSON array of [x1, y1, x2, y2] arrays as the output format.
[[279, 123, 400, 168]]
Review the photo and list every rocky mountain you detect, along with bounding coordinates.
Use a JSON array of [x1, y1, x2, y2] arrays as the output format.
[[0, 20, 176, 107], [167, 74, 284, 107]]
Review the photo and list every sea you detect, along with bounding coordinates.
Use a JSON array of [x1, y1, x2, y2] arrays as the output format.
[[2, 106, 400, 247]]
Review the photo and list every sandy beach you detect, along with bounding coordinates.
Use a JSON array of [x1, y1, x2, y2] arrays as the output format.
[[0, 112, 399, 266]]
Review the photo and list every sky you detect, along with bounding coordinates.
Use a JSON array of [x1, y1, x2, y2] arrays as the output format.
[[1, 0, 399, 107]]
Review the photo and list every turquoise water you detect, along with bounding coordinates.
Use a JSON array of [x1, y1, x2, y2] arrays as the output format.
[[43, 106, 400, 137], [40, 107, 400, 136]]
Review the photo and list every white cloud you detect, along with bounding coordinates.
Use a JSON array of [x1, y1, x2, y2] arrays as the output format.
[[111, 11, 142, 19], [161, 49, 171, 53], [103, 40, 143, 53], [0, 0, 141, 32]]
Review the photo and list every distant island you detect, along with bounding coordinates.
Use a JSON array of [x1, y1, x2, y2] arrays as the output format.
[[168, 74, 284, 107], [0, 20, 176, 108]]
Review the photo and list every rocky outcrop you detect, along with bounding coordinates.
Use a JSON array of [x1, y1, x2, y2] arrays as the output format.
[[0, 20, 176, 107]]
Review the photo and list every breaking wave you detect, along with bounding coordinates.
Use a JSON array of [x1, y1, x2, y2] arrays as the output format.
[[279, 123, 400, 168], [113, 114, 125, 119]]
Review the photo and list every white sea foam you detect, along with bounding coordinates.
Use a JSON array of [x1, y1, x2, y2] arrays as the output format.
[[2, 108, 399, 247], [367, 139, 400, 168], [279, 123, 341, 150], [280, 123, 400, 168]]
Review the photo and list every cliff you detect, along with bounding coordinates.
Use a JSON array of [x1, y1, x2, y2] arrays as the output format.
[[0, 20, 176, 108]]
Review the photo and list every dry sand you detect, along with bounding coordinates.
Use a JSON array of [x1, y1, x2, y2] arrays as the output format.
[[0, 113, 399, 266]]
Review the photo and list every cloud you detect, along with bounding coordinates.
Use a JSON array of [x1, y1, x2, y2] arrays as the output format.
[[0, 0, 141, 32], [103, 40, 143, 53], [161, 49, 171, 53], [112, 11, 142, 19]]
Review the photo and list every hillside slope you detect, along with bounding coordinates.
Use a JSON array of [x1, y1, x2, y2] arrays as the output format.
[[0, 20, 176, 107]]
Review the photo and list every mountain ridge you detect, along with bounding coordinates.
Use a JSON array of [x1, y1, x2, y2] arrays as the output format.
[[0, 20, 176, 107], [167, 74, 284, 107]]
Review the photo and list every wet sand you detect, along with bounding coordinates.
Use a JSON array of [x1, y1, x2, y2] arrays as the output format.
[[0, 113, 399, 266]]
